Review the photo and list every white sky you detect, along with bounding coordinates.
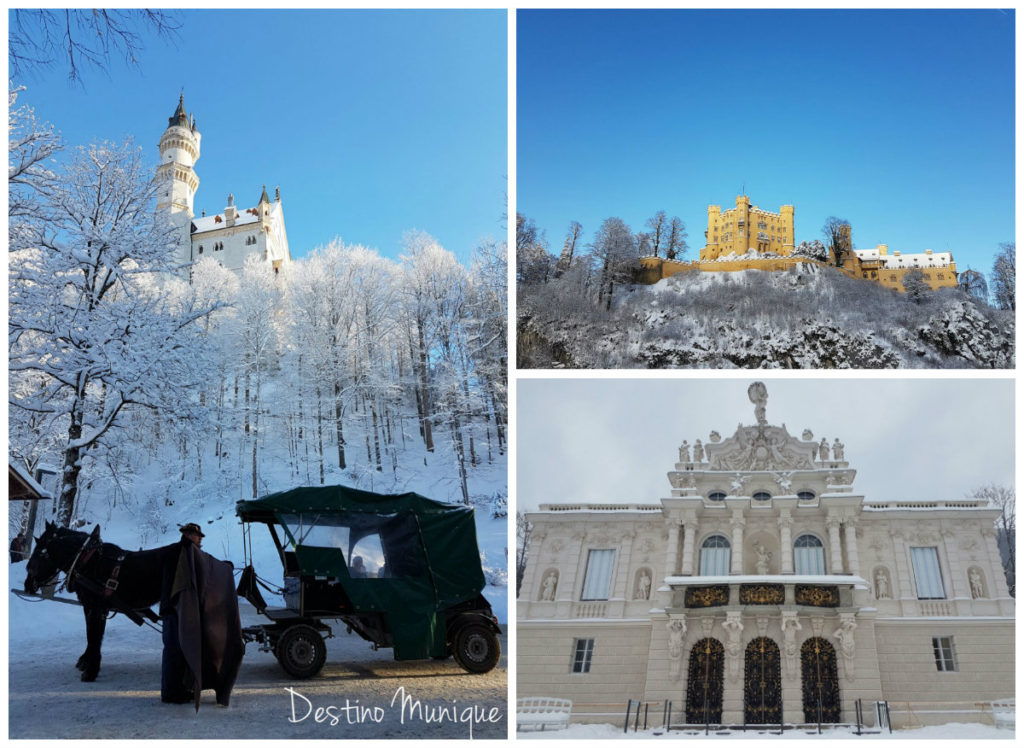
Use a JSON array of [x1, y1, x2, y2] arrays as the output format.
[[515, 377, 1014, 511]]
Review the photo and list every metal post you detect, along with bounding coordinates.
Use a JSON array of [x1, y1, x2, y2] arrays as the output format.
[[666, 701, 672, 732], [624, 700, 631, 734], [644, 702, 649, 730], [634, 699, 641, 732]]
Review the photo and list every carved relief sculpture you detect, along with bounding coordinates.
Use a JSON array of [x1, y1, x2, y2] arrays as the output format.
[[679, 440, 691, 463], [781, 612, 803, 678], [541, 570, 558, 601], [969, 568, 986, 599], [667, 617, 687, 681], [874, 568, 891, 599], [753, 541, 773, 575], [833, 614, 857, 681], [637, 570, 652, 600], [693, 439, 705, 463], [723, 612, 744, 681]]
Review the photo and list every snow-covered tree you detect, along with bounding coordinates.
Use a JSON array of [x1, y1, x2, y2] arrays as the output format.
[[645, 210, 668, 258], [901, 268, 929, 303], [792, 239, 827, 262], [958, 268, 989, 304], [8, 139, 222, 525], [554, 220, 582, 277], [991, 242, 1015, 311], [590, 216, 637, 310], [664, 216, 688, 260], [9, 84, 61, 231], [822, 216, 851, 267]]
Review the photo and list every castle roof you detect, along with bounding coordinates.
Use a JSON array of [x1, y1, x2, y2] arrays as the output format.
[[168, 93, 192, 129]]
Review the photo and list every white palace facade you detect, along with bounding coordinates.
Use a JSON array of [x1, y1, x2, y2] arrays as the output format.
[[156, 95, 292, 277], [518, 383, 1014, 729]]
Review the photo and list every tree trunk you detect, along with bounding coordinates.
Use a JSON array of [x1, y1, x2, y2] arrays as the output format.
[[56, 397, 85, 526], [416, 317, 434, 452]]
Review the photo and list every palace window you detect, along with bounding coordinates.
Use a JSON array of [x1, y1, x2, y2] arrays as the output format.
[[198, 245, 204, 254], [911, 547, 946, 599], [572, 638, 595, 673], [797, 491, 816, 502], [794, 534, 826, 575], [699, 535, 731, 576], [752, 491, 772, 502], [581, 549, 615, 600], [932, 636, 957, 672], [708, 491, 727, 502]]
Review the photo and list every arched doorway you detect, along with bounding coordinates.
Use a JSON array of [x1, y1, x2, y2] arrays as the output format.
[[744, 637, 782, 724], [801, 637, 841, 723], [685, 638, 724, 724]]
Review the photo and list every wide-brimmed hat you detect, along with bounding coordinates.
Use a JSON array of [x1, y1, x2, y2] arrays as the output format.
[[179, 523, 206, 537]]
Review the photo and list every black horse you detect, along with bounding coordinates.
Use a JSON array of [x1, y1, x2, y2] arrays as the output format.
[[24, 521, 180, 682]]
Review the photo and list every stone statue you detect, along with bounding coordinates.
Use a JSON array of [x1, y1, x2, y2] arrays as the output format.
[[541, 571, 558, 601], [748, 381, 768, 425], [666, 618, 686, 659], [874, 569, 890, 599], [723, 613, 744, 680], [693, 439, 704, 463], [637, 571, 651, 600], [833, 438, 845, 461], [753, 541, 772, 575], [679, 440, 691, 463], [969, 568, 985, 599], [819, 438, 830, 462], [709, 431, 721, 444]]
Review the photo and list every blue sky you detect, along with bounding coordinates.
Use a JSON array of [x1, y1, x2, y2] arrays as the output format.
[[13, 10, 507, 262], [518, 9, 1014, 274]]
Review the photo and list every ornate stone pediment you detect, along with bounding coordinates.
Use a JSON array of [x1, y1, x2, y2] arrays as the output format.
[[705, 423, 816, 472]]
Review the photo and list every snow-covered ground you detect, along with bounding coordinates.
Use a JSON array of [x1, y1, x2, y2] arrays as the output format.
[[518, 722, 1012, 739], [8, 590, 507, 739]]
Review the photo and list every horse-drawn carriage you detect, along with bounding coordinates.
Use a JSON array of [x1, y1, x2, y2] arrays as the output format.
[[235, 485, 502, 678]]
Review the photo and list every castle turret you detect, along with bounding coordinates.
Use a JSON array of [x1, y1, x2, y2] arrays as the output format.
[[156, 94, 201, 217]]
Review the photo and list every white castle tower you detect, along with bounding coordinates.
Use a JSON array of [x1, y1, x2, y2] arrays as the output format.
[[155, 94, 291, 276]]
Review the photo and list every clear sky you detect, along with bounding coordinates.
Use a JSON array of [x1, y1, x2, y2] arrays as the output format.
[[518, 9, 1014, 275], [13, 9, 507, 262], [516, 378, 1014, 511]]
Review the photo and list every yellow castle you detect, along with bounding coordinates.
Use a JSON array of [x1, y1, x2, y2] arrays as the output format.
[[638, 194, 958, 292], [701, 195, 794, 260]]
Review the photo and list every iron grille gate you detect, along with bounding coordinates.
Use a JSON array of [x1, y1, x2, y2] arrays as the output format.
[[685, 638, 724, 724], [801, 637, 841, 723], [744, 637, 782, 724]]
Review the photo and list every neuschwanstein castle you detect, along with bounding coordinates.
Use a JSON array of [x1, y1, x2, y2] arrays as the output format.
[[157, 95, 292, 276]]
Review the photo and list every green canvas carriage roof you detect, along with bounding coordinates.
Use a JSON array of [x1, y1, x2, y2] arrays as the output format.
[[236, 485, 487, 628], [236, 484, 469, 523]]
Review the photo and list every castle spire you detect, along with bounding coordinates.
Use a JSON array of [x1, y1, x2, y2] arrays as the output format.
[[169, 92, 189, 128], [258, 184, 270, 204]]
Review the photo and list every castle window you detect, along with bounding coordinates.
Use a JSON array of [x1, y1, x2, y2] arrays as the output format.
[[752, 491, 772, 502], [932, 636, 957, 672], [794, 534, 826, 575], [797, 491, 815, 502], [198, 245, 204, 254], [572, 638, 595, 673], [581, 549, 615, 601], [911, 547, 945, 599], [708, 491, 727, 502], [699, 535, 731, 576]]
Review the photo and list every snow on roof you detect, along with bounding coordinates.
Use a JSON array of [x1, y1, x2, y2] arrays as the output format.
[[8, 459, 52, 499], [862, 499, 989, 511], [535, 503, 662, 513], [192, 208, 260, 234], [853, 248, 953, 268]]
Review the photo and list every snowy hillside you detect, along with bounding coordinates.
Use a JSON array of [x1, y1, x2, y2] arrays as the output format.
[[519, 263, 1014, 369]]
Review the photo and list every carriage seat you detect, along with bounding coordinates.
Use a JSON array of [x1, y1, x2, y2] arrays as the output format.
[[262, 606, 304, 622]]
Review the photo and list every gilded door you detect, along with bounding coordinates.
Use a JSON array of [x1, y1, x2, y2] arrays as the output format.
[[801, 637, 841, 723], [744, 637, 782, 724], [685, 638, 724, 724]]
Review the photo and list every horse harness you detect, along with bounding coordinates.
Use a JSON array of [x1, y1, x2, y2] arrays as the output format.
[[58, 531, 157, 626]]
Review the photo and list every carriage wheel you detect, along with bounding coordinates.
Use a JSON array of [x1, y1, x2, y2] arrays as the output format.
[[452, 623, 500, 674], [276, 624, 327, 679]]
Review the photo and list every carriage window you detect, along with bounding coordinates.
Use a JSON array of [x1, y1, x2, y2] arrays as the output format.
[[350, 533, 386, 578]]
